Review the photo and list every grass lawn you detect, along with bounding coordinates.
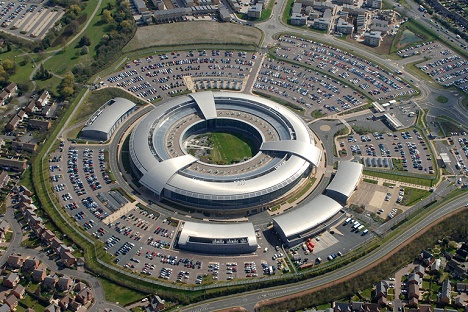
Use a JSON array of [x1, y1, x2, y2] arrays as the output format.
[[34, 76, 62, 95], [68, 87, 146, 126], [123, 21, 262, 53], [99, 277, 147, 305], [401, 187, 432, 206], [20, 236, 42, 248], [209, 132, 255, 164], [311, 109, 326, 118], [44, 0, 114, 76], [363, 178, 378, 184], [287, 177, 316, 204], [363, 169, 434, 187], [436, 95, 449, 103]]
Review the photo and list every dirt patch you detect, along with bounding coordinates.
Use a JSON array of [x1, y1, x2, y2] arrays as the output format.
[[319, 125, 331, 131], [123, 21, 263, 52]]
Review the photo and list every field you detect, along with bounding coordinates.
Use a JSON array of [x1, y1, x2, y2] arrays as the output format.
[[402, 187, 432, 206], [99, 278, 146, 305], [122, 21, 263, 53], [210, 132, 255, 164]]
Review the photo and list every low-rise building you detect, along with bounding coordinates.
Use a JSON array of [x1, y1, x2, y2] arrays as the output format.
[[28, 119, 51, 130], [36, 90, 50, 107], [3, 273, 20, 288], [247, 3, 263, 18], [364, 31, 381, 47], [335, 18, 354, 34], [440, 279, 452, 304], [290, 13, 307, 25]]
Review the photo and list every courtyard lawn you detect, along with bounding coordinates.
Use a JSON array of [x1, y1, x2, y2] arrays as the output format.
[[210, 132, 255, 164]]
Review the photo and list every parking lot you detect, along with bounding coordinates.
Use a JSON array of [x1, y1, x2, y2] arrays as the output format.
[[273, 35, 416, 102], [340, 128, 435, 174], [105, 50, 256, 102], [0, 0, 64, 40], [416, 46, 468, 93], [253, 57, 364, 111], [289, 221, 372, 268]]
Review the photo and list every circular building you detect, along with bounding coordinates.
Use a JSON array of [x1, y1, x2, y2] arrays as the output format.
[[129, 91, 322, 214]]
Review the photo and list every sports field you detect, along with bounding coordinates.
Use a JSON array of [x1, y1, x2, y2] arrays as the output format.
[[123, 21, 263, 52], [208, 132, 256, 165]]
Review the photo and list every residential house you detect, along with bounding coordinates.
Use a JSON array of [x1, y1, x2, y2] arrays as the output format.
[[414, 265, 425, 278], [61, 251, 76, 267], [28, 119, 51, 130], [19, 185, 32, 196], [333, 302, 352, 312], [454, 296, 465, 307], [36, 90, 50, 107], [419, 304, 433, 312], [408, 283, 420, 299], [42, 276, 58, 290], [4, 82, 17, 94], [32, 223, 45, 237], [6, 254, 24, 269], [430, 259, 441, 274], [0, 171, 9, 188], [75, 287, 94, 305], [440, 279, 452, 304], [0, 158, 27, 172], [5, 114, 20, 131], [447, 260, 468, 279], [24, 99, 36, 114], [4, 294, 18, 310], [3, 273, 19, 288], [407, 273, 421, 285], [22, 258, 40, 273], [375, 281, 388, 300], [0, 305, 10, 312], [44, 304, 61, 312], [57, 276, 73, 292], [41, 229, 55, 244], [11, 140, 37, 153], [419, 250, 435, 266], [456, 283, 467, 292], [51, 237, 63, 252], [12, 284, 25, 299], [146, 295, 165, 312], [74, 282, 87, 292], [31, 269, 46, 283], [363, 303, 380, 312], [408, 297, 418, 308], [58, 294, 73, 311], [69, 300, 82, 311], [0, 91, 10, 106], [20, 193, 32, 204]]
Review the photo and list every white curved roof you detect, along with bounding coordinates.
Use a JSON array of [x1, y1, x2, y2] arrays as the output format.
[[326, 161, 363, 199], [273, 195, 342, 239], [260, 140, 322, 167], [82, 98, 136, 136], [178, 221, 257, 246], [165, 155, 309, 197], [189, 91, 217, 120], [130, 92, 322, 206], [139, 154, 197, 195]]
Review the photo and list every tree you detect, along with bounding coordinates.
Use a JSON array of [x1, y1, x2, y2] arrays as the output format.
[[78, 35, 91, 47], [101, 9, 113, 24], [60, 85, 74, 98], [2, 59, 16, 75], [80, 46, 89, 55]]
